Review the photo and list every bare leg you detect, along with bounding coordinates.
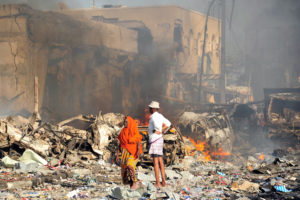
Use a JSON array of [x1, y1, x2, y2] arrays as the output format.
[[153, 157, 161, 188], [158, 156, 166, 186], [130, 182, 138, 189]]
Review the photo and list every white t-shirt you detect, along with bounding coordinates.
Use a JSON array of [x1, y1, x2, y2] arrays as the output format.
[[148, 112, 171, 142]]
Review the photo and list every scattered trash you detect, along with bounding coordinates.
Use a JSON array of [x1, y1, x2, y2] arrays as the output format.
[[274, 185, 292, 193], [217, 171, 226, 176]]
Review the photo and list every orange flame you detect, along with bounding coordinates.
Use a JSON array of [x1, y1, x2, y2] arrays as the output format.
[[186, 146, 194, 156], [258, 154, 265, 161], [247, 165, 253, 171], [211, 148, 231, 157], [135, 108, 151, 126], [189, 138, 205, 152], [186, 137, 230, 161]]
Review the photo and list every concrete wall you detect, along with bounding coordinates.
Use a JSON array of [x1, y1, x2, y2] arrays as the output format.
[[0, 5, 43, 115]]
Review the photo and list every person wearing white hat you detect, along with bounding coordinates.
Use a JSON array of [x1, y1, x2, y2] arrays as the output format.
[[148, 101, 171, 188]]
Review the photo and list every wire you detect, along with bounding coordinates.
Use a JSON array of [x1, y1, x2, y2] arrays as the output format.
[[198, 0, 218, 101], [229, 0, 235, 29]]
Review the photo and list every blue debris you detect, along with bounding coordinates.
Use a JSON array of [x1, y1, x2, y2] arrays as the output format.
[[274, 185, 292, 192]]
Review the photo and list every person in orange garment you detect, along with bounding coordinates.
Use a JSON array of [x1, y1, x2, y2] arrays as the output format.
[[117, 116, 142, 189]]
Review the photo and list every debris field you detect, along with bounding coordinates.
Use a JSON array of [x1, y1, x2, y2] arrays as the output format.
[[0, 110, 299, 199]]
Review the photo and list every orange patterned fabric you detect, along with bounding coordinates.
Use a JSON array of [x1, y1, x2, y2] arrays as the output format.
[[120, 148, 138, 184], [118, 116, 142, 159]]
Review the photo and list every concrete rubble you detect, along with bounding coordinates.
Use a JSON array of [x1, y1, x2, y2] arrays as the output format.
[[0, 112, 299, 199], [0, 112, 185, 165]]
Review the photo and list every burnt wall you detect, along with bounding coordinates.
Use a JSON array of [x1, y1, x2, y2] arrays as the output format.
[[0, 4, 138, 120]]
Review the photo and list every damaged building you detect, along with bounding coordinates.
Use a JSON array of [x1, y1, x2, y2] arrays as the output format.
[[61, 5, 223, 104], [0, 4, 138, 121], [0, 4, 224, 121]]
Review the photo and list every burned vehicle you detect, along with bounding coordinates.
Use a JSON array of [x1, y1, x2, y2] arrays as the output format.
[[177, 111, 234, 156], [264, 88, 300, 143]]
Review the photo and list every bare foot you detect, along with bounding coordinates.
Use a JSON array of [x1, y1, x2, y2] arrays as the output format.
[[154, 183, 161, 189], [161, 181, 166, 187], [130, 183, 138, 190]]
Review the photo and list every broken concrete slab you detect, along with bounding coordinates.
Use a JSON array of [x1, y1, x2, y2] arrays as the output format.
[[1, 156, 18, 168], [19, 149, 47, 165]]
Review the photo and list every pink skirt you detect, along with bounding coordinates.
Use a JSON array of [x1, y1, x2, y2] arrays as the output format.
[[149, 137, 164, 155]]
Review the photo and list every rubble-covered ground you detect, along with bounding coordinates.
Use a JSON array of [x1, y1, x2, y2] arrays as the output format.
[[0, 112, 299, 199], [0, 153, 299, 199]]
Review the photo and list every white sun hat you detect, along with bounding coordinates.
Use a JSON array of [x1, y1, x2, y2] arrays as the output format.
[[148, 101, 160, 108]]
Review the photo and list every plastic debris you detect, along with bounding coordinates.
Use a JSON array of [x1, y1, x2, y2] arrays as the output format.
[[217, 171, 226, 176], [274, 185, 292, 192]]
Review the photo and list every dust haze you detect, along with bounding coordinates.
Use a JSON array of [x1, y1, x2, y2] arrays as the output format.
[[1, 0, 299, 101]]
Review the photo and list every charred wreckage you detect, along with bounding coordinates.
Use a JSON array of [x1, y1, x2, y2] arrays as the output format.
[[0, 92, 299, 199]]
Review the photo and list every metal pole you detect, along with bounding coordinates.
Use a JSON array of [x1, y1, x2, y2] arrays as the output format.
[[34, 76, 39, 113], [220, 0, 226, 103]]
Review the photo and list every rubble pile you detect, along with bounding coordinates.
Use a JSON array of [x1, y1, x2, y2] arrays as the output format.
[[0, 112, 299, 199], [0, 113, 100, 163], [0, 112, 185, 166]]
